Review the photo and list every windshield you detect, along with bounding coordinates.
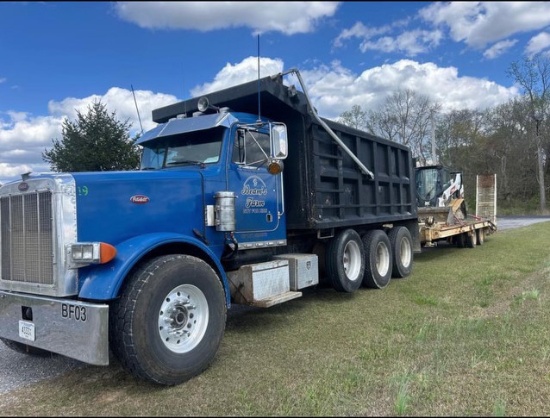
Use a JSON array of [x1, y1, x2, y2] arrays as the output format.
[[416, 166, 450, 206], [140, 127, 224, 170]]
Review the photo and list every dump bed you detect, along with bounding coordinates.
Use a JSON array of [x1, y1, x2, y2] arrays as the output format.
[[153, 73, 417, 231]]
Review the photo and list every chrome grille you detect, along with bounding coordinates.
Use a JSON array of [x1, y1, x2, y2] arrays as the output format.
[[1, 191, 54, 285]]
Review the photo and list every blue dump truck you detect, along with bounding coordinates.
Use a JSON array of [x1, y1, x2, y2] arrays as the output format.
[[0, 69, 419, 386]]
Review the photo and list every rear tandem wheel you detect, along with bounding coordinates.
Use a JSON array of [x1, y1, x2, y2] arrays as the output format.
[[466, 230, 477, 248], [362, 229, 393, 289], [387, 226, 413, 278], [325, 229, 365, 293], [476, 227, 485, 245]]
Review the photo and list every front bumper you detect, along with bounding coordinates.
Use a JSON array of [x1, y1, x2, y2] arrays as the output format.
[[0, 290, 109, 365]]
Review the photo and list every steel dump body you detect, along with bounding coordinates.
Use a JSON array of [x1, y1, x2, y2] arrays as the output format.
[[154, 75, 418, 232]]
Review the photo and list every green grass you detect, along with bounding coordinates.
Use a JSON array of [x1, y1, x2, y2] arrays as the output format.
[[3, 222, 550, 416]]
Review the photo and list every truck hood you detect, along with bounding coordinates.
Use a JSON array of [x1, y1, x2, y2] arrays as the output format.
[[70, 170, 221, 245], [2, 169, 223, 247]]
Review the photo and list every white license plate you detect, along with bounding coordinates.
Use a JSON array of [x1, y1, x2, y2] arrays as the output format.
[[19, 320, 35, 341]]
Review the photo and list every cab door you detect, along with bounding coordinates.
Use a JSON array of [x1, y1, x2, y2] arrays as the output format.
[[227, 127, 283, 238]]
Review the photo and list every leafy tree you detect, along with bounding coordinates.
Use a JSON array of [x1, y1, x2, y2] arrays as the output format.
[[484, 99, 538, 203], [507, 53, 550, 213], [43, 100, 140, 172]]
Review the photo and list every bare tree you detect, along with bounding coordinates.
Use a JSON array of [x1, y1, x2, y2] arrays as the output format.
[[337, 104, 367, 130], [365, 89, 441, 165], [507, 53, 550, 213]]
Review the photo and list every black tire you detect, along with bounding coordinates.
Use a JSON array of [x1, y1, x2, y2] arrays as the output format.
[[388, 226, 413, 278], [466, 230, 477, 248], [325, 229, 365, 293], [110, 254, 227, 386], [476, 228, 485, 245], [455, 232, 466, 248], [362, 230, 393, 289], [0, 338, 53, 357]]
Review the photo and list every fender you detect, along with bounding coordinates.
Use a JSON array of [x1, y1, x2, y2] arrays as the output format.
[[78, 232, 231, 306]]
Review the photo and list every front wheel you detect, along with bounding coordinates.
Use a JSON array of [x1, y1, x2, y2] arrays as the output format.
[[110, 254, 227, 386]]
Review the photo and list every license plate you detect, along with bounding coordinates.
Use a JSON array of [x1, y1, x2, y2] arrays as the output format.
[[19, 320, 35, 341]]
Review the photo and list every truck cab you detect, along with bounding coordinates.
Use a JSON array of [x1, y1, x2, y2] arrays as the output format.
[[137, 108, 289, 254]]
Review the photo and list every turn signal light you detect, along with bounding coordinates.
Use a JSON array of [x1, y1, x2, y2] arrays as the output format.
[[99, 243, 117, 264]]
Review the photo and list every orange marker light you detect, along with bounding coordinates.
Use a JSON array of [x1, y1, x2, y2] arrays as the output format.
[[99, 243, 117, 264]]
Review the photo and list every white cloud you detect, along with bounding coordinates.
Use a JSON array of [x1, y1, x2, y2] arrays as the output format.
[[47, 88, 178, 135], [484, 39, 518, 59], [333, 21, 394, 48], [190, 56, 284, 96], [357, 29, 443, 56], [114, 1, 340, 35], [297, 59, 518, 118], [333, 19, 442, 57], [526, 32, 550, 56], [420, 2, 550, 49], [0, 163, 33, 180], [0, 77, 6, 84]]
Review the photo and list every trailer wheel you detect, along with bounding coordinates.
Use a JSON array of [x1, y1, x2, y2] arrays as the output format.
[[455, 233, 466, 248], [362, 230, 392, 289], [110, 254, 227, 386], [388, 226, 413, 278], [0, 338, 52, 357], [476, 228, 485, 245], [466, 230, 477, 248], [325, 229, 365, 293]]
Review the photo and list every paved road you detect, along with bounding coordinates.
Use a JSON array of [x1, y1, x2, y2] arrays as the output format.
[[1, 215, 550, 394], [495, 215, 550, 230]]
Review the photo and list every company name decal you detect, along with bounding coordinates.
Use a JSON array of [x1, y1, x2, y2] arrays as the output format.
[[241, 176, 268, 196], [18, 182, 29, 192], [242, 176, 268, 214], [130, 195, 150, 204]]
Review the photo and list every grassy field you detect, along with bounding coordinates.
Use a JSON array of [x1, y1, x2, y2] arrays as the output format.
[[2, 222, 550, 416]]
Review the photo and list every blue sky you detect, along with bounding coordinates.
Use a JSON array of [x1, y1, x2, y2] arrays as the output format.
[[1, 1, 550, 185]]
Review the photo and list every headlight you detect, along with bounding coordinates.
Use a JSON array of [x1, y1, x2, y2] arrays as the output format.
[[68, 242, 117, 267]]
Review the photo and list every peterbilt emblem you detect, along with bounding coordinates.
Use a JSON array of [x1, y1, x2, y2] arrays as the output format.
[[18, 182, 29, 192], [130, 195, 150, 204]]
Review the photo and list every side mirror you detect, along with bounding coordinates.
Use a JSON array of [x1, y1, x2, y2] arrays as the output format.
[[270, 123, 288, 159]]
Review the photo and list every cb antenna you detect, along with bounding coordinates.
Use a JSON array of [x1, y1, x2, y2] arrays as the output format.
[[257, 34, 261, 122], [131, 84, 144, 134]]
